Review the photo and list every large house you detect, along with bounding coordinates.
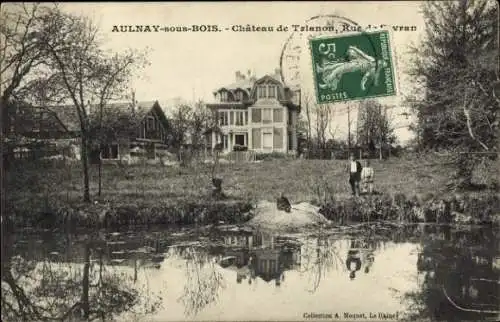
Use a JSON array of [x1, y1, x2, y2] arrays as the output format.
[[206, 69, 301, 155], [8, 98, 170, 163]]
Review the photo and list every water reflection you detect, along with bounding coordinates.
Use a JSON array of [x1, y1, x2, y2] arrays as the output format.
[[346, 238, 376, 280], [217, 230, 301, 287], [404, 225, 500, 321], [2, 224, 499, 321]]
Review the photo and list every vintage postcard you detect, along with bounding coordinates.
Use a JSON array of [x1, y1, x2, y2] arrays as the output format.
[[1, 1, 499, 322]]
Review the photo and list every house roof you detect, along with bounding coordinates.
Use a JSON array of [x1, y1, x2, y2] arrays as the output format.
[[218, 78, 255, 95], [90, 100, 166, 138], [31, 100, 166, 137], [44, 105, 80, 132], [213, 70, 286, 95]]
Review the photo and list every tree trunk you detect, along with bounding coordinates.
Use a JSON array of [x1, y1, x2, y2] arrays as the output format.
[[81, 242, 90, 319], [81, 135, 91, 203], [98, 151, 102, 197]]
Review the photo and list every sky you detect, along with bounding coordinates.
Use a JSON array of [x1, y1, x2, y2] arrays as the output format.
[[59, 1, 427, 145]]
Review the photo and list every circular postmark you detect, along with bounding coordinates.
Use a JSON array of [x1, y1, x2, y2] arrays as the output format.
[[280, 14, 392, 104]]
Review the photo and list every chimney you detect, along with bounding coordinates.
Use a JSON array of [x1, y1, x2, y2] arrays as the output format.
[[235, 71, 246, 81], [274, 68, 281, 79]]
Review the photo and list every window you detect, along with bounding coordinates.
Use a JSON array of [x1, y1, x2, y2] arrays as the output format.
[[269, 259, 277, 273], [258, 86, 267, 99], [235, 111, 245, 125], [222, 135, 228, 150], [235, 134, 245, 146], [101, 144, 119, 159], [262, 108, 272, 123], [268, 86, 277, 98], [263, 132, 273, 149], [147, 116, 155, 131], [236, 91, 244, 101], [251, 108, 261, 123], [273, 128, 283, 149], [273, 108, 283, 123], [252, 128, 261, 148], [220, 91, 228, 102], [229, 111, 234, 125], [218, 111, 228, 126]]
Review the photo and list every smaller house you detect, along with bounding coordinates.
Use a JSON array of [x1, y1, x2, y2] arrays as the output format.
[[7, 101, 82, 160], [9, 99, 171, 164], [89, 100, 170, 164]]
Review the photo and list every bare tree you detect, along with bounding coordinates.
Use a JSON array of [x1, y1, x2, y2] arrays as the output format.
[[0, 3, 58, 106], [314, 103, 332, 158], [302, 91, 313, 156], [189, 100, 211, 161], [169, 104, 193, 165], [31, 7, 148, 202]]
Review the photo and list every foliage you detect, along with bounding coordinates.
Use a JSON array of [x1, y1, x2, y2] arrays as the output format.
[[357, 99, 397, 156], [407, 0, 498, 154]]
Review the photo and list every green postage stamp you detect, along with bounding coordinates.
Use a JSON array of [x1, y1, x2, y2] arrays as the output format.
[[310, 30, 396, 104]]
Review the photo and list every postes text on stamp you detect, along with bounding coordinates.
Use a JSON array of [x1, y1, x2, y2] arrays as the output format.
[[310, 30, 396, 104]]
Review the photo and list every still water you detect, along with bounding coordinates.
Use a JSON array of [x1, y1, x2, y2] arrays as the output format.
[[4, 223, 500, 321]]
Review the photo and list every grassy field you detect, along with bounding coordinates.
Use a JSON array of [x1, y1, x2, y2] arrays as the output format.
[[7, 154, 497, 208]]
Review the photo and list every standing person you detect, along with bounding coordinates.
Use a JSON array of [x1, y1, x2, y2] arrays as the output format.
[[348, 154, 362, 196], [361, 160, 374, 194]]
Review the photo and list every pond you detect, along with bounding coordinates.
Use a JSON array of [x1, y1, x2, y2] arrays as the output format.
[[2, 223, 499, 321]]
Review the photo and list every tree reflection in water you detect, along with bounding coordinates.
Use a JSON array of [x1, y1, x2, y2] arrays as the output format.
[[299, 235, 344, 293], [401, 225, 500, 321], [178, 246, 226, 317], [1, 234, 163, 321]]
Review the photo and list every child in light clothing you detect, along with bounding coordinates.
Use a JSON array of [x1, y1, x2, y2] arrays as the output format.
[[361, 160, 374, 194]]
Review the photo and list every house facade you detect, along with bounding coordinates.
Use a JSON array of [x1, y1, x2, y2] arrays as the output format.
[[206, 69, 301, 155], [93, 100, 170, 164]]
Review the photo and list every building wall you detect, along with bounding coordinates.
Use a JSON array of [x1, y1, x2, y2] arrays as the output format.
[[212, 102, 298, 154]]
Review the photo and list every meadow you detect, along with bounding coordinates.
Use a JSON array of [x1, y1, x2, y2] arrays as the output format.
[[5, 153, 499, 228]]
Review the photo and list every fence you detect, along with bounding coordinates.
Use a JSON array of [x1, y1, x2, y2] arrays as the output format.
[[224, 150, 257, 163]]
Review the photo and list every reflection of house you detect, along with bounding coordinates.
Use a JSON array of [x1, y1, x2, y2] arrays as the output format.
[[219, 231, 301, 286], [206, 69, 301, 154]]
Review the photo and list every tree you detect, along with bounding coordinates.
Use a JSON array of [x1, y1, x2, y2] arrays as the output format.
[[302, 91, 313, 157], [357, 100, 396, 158], [407, 0, 498, 184], [168, 104, 194, 164], [31, 7, 148, 202], [1, 3, 57, 120], [189, 100, 211, 158], [314, 103, 332, 158]]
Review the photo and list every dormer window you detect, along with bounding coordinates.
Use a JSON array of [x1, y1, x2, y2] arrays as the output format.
[[220, 90, 228, 102], [236, 91, 244, 101], [256, 84, 279, 99], [268, 86, 277, 99], [258, 86, 267, 99]]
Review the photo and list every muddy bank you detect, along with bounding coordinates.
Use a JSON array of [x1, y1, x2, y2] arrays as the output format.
[[318, 192, 500, 225], [4, 192, 499, 232], [246, 201, 330, 232], [5, 199, 254, 231]]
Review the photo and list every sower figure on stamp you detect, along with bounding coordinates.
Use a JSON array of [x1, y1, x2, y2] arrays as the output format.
[[348, 154, 363, 196]]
